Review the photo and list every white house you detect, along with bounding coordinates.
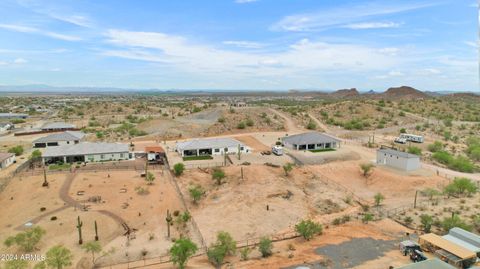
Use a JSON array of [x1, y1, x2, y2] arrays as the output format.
[[43, 142, 131, 164], [0, 123, 13, 133], [33, 131, 85, 148], [0, 152, 16, 169], [176, 137, 251, 157], [41, 122, 76, 132], [282, 132, 340, 150], [376, 148, 420, 171]]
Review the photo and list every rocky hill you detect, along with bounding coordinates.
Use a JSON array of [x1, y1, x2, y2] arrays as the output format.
[[330, 88, 360, 98], [380, 86, 428, 100]]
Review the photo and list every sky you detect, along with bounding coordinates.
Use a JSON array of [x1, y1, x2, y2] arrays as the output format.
[[0, 0, 478, 92]]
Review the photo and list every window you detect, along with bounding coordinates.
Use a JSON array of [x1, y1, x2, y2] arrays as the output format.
[[67, 141, 70, 144], [120, 153, 124, 158], [214, 148, 220, 153], [240, 146, 244, 150], [101, 154, 105, 159]]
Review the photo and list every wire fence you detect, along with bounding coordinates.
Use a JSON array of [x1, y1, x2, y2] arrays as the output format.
[[182, 161, 225, 169]]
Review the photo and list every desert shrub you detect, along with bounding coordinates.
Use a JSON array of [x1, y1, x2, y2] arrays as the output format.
[[246, 118, 254, 127], [295, 219, 323, 240], [212, 168, 225, 185], [258, 237, 272, 257], [428, 141, 444, 152], [173, 163, 185, 176], [443, 177, 477, 197], [188, 185, 205, 204], [237, 122, 246, 129], [4, 226, 46, 252], [170, 237, 198, 269], [420, 214, 433, 232], [407, 146, 422, 156], [8, 145, 24, 156], [306, 120, 316, 130], [441, 215, 472, 232]]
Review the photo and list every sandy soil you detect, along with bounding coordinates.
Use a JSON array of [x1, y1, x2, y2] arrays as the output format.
[[176, 165, 353, 245], [307, 161, 448, 209]]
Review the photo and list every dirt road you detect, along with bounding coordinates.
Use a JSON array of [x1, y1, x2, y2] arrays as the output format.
[[268, 108, 303, 133]]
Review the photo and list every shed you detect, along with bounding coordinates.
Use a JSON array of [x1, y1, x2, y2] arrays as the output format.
[[395, 258, 456, 269], [419, 233, 476, 268], [33, 131, 85, 148], [0, 152, 16, 169], [376, 148, 420, 171]]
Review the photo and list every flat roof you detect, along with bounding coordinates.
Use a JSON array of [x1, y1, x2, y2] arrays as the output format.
[[41, 122, 76, 129], [449, 227, 480, 248], [176, 137, 246, 151], [419, 233, 476, 259], [282, 132, 340, 145], [396, 259, 456, 269], [43, 142, 129, 157], [0, 113, 28, 117], [33, 131, 85, 143], [378, 148, 420, 159]]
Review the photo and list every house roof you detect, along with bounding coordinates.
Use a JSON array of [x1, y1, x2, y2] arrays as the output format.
[[378, 148, 419, 159], [419, 233, 476, 260], [0, 113, 28, 118], [448, 227, 480, 248], [41, 122, 76, 130], [282, 132, 340, 145], [43, 142, 129, 157], [176, 138, 245, 151], [145, 146, 164, 153], [0, 152, 15, 162], [33, 131, 85, 143], [443, 235, 480, 253], [395, 259, 456, 269]]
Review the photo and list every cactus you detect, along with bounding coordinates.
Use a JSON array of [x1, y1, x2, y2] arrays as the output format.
[[77, 216, 83, 245], [166, 210, 173, 238], [42, 166, 49, 187], [94, 220, 99, 241]]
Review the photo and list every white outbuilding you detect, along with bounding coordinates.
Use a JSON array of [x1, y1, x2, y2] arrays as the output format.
[[33, 131, 85, 148], [376, 148, 420, 171]]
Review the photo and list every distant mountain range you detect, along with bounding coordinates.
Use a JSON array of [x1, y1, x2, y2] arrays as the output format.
[[0, 84, 478, 99]]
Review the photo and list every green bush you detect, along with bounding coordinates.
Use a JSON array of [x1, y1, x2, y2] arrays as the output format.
[[295, 219, 323, 240], [173, 163, 185, 176], [407, 146, 422, 156], [428, 141, 444, 152], [237, 122, 246, 129], [8, 145, 24, 156]]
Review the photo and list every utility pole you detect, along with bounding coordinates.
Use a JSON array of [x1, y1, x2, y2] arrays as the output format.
[[413, 190, 418, 209], [42, 165, 49, 187]]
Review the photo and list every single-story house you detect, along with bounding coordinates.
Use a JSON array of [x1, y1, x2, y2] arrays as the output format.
[[376, 148, 421, 171], [176, 137, 251, 157], [281, 132, 340, 151], [0, 113, 28, 119], [33, 131, 85, 148], [0, 123, 13, 133], [395, 259, 456, 269], [0, 152, 15, 169], [43, 142, 131, 164], [41, 122, 76, 132], [443, 227, 480, 258]]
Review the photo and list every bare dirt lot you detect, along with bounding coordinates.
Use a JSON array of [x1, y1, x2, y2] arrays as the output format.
[[0, 169, 191, 268], [176, 164, 354, 245]]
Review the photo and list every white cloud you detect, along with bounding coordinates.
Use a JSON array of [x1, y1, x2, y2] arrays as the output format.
[[0, 61, 7, 65], [13, 58, 28, 64], [378, 47, 401, 56], [223, 40, 265, 49], [47, 14, 93, 28], [235, 0, 259, 3], [0, 23, 81, 41], [103, 29, 400, 76], [422, 68, 441, 74], [271, 2, 436, 31], [464, 41, 478, 48], [343, 22, 401, 29], [388, 70, 404, 76]]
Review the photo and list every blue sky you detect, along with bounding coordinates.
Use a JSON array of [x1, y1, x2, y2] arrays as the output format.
[[0, 0, 477, 91]]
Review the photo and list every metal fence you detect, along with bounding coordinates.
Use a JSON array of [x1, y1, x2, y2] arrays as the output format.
[[0, 157, 38, 191], [182, 161, 225, 169]]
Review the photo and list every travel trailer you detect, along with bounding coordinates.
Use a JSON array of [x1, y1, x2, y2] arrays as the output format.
[[399, 134, 424, 143]]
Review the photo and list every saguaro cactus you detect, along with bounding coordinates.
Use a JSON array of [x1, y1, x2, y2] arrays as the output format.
[[166, 210, 172, 238], [94, 220, 99, 241], [42, 166, 49, 187], [77, 216, 83, 245]]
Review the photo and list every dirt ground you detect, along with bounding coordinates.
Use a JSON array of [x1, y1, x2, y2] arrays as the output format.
[[307, 161, 448, 210], [0, 169, 190, 268], [176, 164, 354, 245]]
